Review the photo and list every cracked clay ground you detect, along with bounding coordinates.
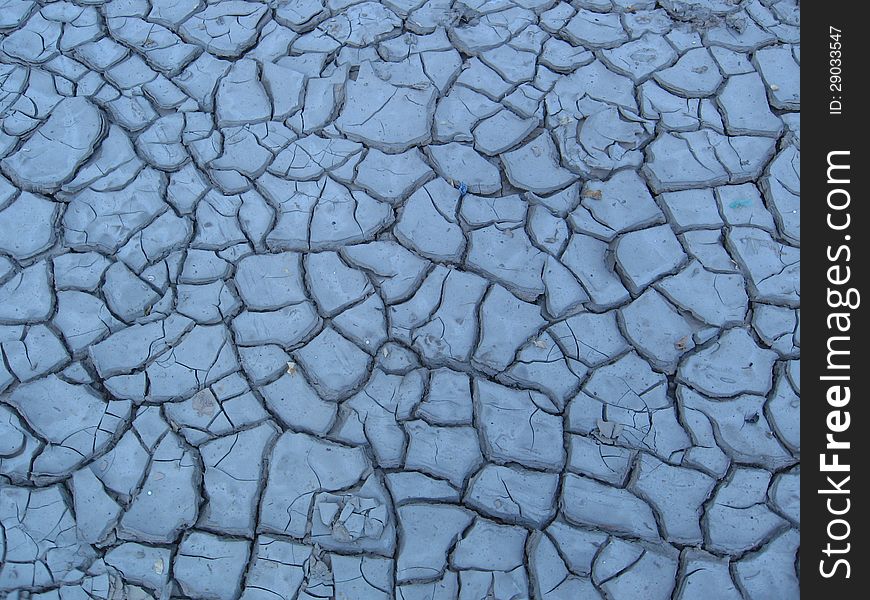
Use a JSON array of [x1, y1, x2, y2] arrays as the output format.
[[0, 0, 800, 598]]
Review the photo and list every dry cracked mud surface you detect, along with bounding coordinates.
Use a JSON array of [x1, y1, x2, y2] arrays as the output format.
[[0, 0, 800, 598]]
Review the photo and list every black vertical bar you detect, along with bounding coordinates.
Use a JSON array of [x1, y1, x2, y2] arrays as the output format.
[[802, 4, 864, 596]]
